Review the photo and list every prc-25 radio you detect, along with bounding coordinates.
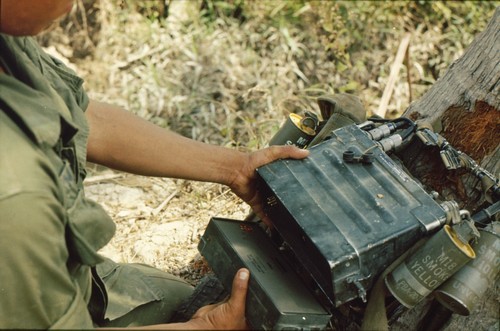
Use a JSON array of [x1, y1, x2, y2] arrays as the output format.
[[198, 95, 499, 330]]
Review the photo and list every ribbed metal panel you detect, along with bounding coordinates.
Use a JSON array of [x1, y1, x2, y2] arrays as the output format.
[[257, 124, 447, 307]]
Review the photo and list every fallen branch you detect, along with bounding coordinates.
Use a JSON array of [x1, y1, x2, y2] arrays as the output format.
[[375, 33, 411, 118], [152, 190, 179, 216]]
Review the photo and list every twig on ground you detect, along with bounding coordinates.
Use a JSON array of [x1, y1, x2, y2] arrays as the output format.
[[152, 190, 179, 217], [375, 33, 411, 118]]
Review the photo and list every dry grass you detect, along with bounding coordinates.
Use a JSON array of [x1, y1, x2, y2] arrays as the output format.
[[40, 0, 497, 282], [44, 1, 496, 147]]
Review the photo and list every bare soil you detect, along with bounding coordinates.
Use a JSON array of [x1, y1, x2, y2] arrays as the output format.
[[48, 1, 498, 329], [84, 168, 247, 284], [84, 166, 499, 331]]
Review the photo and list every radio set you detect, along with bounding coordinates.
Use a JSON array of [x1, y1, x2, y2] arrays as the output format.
[[197, 95, 499, 330]]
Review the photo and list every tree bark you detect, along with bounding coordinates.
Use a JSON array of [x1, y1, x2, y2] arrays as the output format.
[[401, 7, 499, 212], [392, 7, 499, 331]]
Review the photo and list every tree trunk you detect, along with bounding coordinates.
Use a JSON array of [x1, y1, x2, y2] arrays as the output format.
[[392, 7, 499, 331]]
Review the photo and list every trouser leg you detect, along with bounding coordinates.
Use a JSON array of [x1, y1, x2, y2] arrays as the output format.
[[94, 259, 194, 327]]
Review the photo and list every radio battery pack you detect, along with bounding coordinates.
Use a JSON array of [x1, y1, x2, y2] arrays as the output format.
[[198, 217, 332, 330]]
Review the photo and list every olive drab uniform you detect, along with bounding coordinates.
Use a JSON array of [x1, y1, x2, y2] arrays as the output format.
[[0, 34, 192, 329]]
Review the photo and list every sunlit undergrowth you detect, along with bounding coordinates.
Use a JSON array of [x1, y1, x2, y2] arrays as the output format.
[[35, 0, 499, 296], [40, 0, 498, 150]]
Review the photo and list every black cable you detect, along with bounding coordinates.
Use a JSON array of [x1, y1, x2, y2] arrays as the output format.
[[472, 200, 500, 227], [367, 117, 390, 123], [392, 117, 415, 140], [393, 117, 414, 129]]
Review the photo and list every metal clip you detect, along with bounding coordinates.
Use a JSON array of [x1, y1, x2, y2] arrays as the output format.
[[416, 129, 440, 146], [347, 275, 370, 303], [441, 200, 461, 225], [440, 148, 462, 170], [454, 210, 481, 244]]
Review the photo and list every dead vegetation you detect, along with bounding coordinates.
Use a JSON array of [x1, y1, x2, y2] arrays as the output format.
[[43, 0, 497, 149], [39, 0, 498, 327]]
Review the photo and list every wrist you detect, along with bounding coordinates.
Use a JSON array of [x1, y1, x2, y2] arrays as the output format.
[[216, 149, 249, 187]]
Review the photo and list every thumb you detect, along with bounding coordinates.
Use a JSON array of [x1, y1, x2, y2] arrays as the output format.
[[228, 268, 250, 311]]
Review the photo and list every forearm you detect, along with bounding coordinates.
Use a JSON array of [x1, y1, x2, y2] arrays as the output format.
[[86, 100, 246, 186]]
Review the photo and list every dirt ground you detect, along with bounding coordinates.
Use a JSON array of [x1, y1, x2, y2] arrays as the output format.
[[63, 1, 499, 329], [84, 168, 247, 283], [84, 166, 499, 331]]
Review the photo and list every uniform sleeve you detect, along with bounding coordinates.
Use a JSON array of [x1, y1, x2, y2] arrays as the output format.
[[0, 191, 94, 329]]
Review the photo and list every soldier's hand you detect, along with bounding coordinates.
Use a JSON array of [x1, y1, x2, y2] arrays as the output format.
[[187, 268, 250, 330], [229, 145, 309, 225]]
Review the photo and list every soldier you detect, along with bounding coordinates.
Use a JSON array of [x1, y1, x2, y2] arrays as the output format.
[[0, 0, 309, 329]]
